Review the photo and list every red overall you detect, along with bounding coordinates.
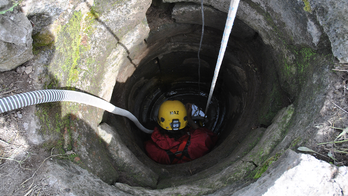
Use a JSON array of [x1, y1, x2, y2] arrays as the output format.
[[145, 127, 217, 164]]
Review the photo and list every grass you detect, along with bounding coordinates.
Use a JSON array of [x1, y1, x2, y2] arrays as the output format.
[[0, 1, 18, 14], [297, 66, 348, 165], [0, 153, 32, 170], [298, 126, 348, 164]]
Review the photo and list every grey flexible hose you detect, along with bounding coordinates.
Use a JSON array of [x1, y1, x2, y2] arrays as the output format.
[[0, 89, 153, 134]]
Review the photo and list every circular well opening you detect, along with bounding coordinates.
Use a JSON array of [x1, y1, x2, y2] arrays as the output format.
[[104, 2, 291, 187]]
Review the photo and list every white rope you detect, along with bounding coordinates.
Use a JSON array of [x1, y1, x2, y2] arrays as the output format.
[[198, 0, 205, 92], [205, 0, 240, 115]]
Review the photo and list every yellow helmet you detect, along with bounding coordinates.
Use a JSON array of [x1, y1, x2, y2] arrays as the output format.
[[158, 100, 188, 131]]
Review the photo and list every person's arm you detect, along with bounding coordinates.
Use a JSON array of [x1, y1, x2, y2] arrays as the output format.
[[145, 140, 171, 164], [186, 103, 199, 130]]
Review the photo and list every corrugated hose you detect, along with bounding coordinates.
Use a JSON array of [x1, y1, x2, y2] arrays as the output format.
[[0, 89, 153, 134]]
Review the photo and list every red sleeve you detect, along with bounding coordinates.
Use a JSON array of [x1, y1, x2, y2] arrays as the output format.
[[145, 140, 170, 164], [188, 128, 217, 160]]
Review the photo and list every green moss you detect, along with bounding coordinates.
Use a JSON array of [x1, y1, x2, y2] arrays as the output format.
[[36, 102, 65, 136], [54, 11, 83, 86], [45, 75, 60, 89], [112, 0, 127, 6], [251, 106, 294, 169], [259, 149, 264, 157], [49, 9, 102, 94], [36, 107, 51, 132], [290, 137, 302, 148], [278, 44, 318, 99], [61, 102, 80, 115], [302, 0, 312, 13], [32, 32, 55, 48], [298, 47, 316, 74], [253, 153, 281, 179], [41, 139, 63, 151], [85, 9, 99, 21], [67, 153, 79, 161], [258, 83, 287, 125], [282, 56, 294, 77], [35, 102, 78, 156], [246, 0, 315, 89], [221, 162, 256, 186], [247, 1, 313, 84], [251, 136, 300, 179]]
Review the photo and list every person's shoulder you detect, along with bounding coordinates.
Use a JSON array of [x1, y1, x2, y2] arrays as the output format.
[[191, 127, 211, 133], [153, 126, 164, 134], [191, 127, 216, 137]]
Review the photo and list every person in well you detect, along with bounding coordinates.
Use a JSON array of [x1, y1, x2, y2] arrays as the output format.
[[145, 100, 217, 164]]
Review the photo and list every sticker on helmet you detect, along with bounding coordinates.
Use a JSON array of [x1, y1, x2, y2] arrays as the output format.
[[170, 111, 179, 115]]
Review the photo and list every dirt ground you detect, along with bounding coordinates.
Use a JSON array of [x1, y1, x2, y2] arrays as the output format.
[[312, 65, 348, 166], [0, 62, 60, 195]]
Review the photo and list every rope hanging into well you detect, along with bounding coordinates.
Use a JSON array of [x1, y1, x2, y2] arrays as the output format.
[[205, 0, 240, 115], [198, 0, 205, 92]]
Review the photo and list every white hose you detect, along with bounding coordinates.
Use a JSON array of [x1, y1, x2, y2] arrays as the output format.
[[205, 0, 240, 115], [0, 89, 153, 134]]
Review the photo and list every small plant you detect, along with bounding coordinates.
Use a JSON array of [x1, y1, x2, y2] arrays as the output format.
[[298, 126, 348, 164], [0, 0, 21, 15], [297, 146, 331, 159]]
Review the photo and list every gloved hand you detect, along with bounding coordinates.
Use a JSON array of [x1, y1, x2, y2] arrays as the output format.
[[185, 103, 199, 129]]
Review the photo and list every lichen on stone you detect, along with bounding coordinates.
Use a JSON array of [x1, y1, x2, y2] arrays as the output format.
[[302, 0, 312, 13]]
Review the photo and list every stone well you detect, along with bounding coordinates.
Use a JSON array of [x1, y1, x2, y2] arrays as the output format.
[[1, 0, 347, 195]]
